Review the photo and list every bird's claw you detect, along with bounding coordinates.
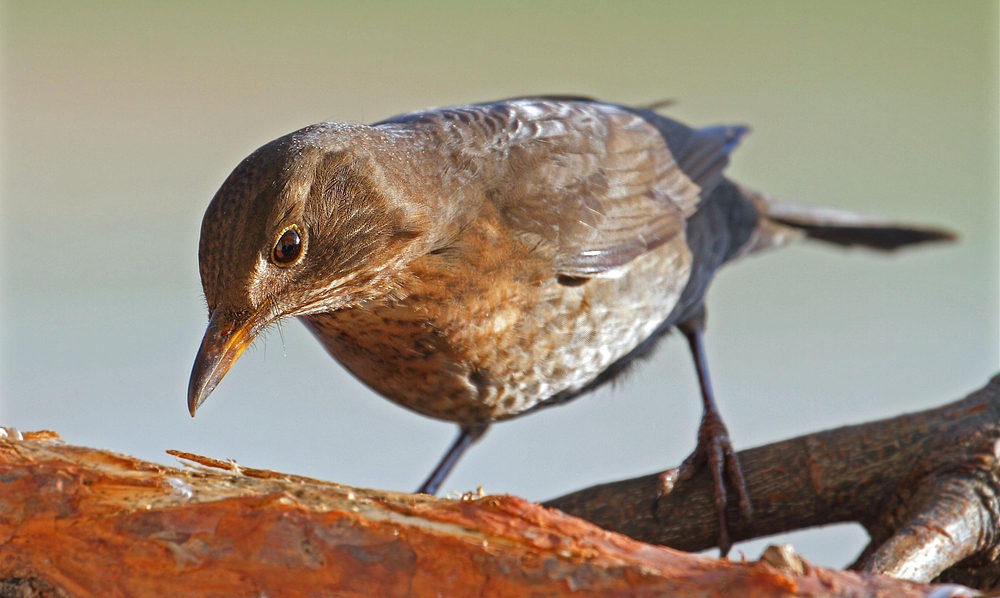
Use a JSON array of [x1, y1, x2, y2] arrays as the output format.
[[657, 410, 752, 557]]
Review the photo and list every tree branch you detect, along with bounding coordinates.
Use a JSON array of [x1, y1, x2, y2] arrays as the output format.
[[546, 374, 1000, 590]]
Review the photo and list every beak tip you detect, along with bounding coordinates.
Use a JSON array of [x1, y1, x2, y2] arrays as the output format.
[[186, 376, 212, 418], [187, 363, 215, 419], [186, 385, 203, 418]]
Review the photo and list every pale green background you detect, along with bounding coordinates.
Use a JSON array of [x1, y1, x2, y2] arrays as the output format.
[[2, 1, 997, 566]]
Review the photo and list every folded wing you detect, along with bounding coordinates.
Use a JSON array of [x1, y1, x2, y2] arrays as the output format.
[[380, 99, 749, 277]]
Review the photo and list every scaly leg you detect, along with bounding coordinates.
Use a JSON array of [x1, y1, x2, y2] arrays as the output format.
[[660, 307, 752, 556], [416, 424, 489, 495]]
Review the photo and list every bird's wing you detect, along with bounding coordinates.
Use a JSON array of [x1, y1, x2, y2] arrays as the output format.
[[378, 99, 747, 277]]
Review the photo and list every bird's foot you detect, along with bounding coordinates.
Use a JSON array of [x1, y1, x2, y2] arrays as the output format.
[[658, 409, 752, 557]]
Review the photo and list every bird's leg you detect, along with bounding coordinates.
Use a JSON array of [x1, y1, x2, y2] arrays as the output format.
[[659, 307, 752, 556], [416, 424, 489, 495]]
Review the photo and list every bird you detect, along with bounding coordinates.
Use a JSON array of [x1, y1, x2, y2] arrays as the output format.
[[187, 96, 954, 554]]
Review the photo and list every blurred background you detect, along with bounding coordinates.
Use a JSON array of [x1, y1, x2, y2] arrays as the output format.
[[1, 1, 997, 567]]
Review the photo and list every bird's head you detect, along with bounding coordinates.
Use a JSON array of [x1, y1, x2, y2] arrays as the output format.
[[187, 123, 431, 416]]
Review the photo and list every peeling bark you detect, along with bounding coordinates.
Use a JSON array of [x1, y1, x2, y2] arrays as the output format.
[[0, 431, 972, 597]]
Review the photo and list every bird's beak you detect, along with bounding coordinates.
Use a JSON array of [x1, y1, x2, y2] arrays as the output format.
[[187, 308, 269, 417]]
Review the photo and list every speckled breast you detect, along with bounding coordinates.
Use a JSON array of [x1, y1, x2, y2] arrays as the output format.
[[303, 234, 693, 425]]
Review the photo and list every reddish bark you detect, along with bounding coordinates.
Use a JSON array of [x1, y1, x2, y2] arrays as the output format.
[[0, 431, 967, 597]]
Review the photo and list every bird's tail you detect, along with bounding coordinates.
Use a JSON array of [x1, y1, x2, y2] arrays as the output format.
[[735, 184, 956, 258]]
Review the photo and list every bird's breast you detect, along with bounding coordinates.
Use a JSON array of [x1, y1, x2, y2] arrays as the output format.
[[302, 221, 693, 425]]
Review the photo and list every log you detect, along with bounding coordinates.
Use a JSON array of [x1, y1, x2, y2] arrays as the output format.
[[0, 429, 973, 597]]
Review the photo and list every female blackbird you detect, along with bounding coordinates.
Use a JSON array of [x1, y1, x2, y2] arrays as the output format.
[[188, 97, 953, 554]]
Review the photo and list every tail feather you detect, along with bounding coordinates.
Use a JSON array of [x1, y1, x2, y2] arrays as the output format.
[[735, 184, 956, 257], [764, 201, 956, 250]]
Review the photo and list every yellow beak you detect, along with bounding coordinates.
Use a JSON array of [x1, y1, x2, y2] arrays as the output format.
[[187, 309, 266, 416]]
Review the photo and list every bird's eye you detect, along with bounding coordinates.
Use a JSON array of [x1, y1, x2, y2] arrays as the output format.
[[271, 226, 303, 265]]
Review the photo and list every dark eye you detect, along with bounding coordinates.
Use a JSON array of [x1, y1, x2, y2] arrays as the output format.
[[271, 226, 303, 265]]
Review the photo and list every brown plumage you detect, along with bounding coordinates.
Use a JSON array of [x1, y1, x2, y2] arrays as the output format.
[[188, 97, 954, 554]]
